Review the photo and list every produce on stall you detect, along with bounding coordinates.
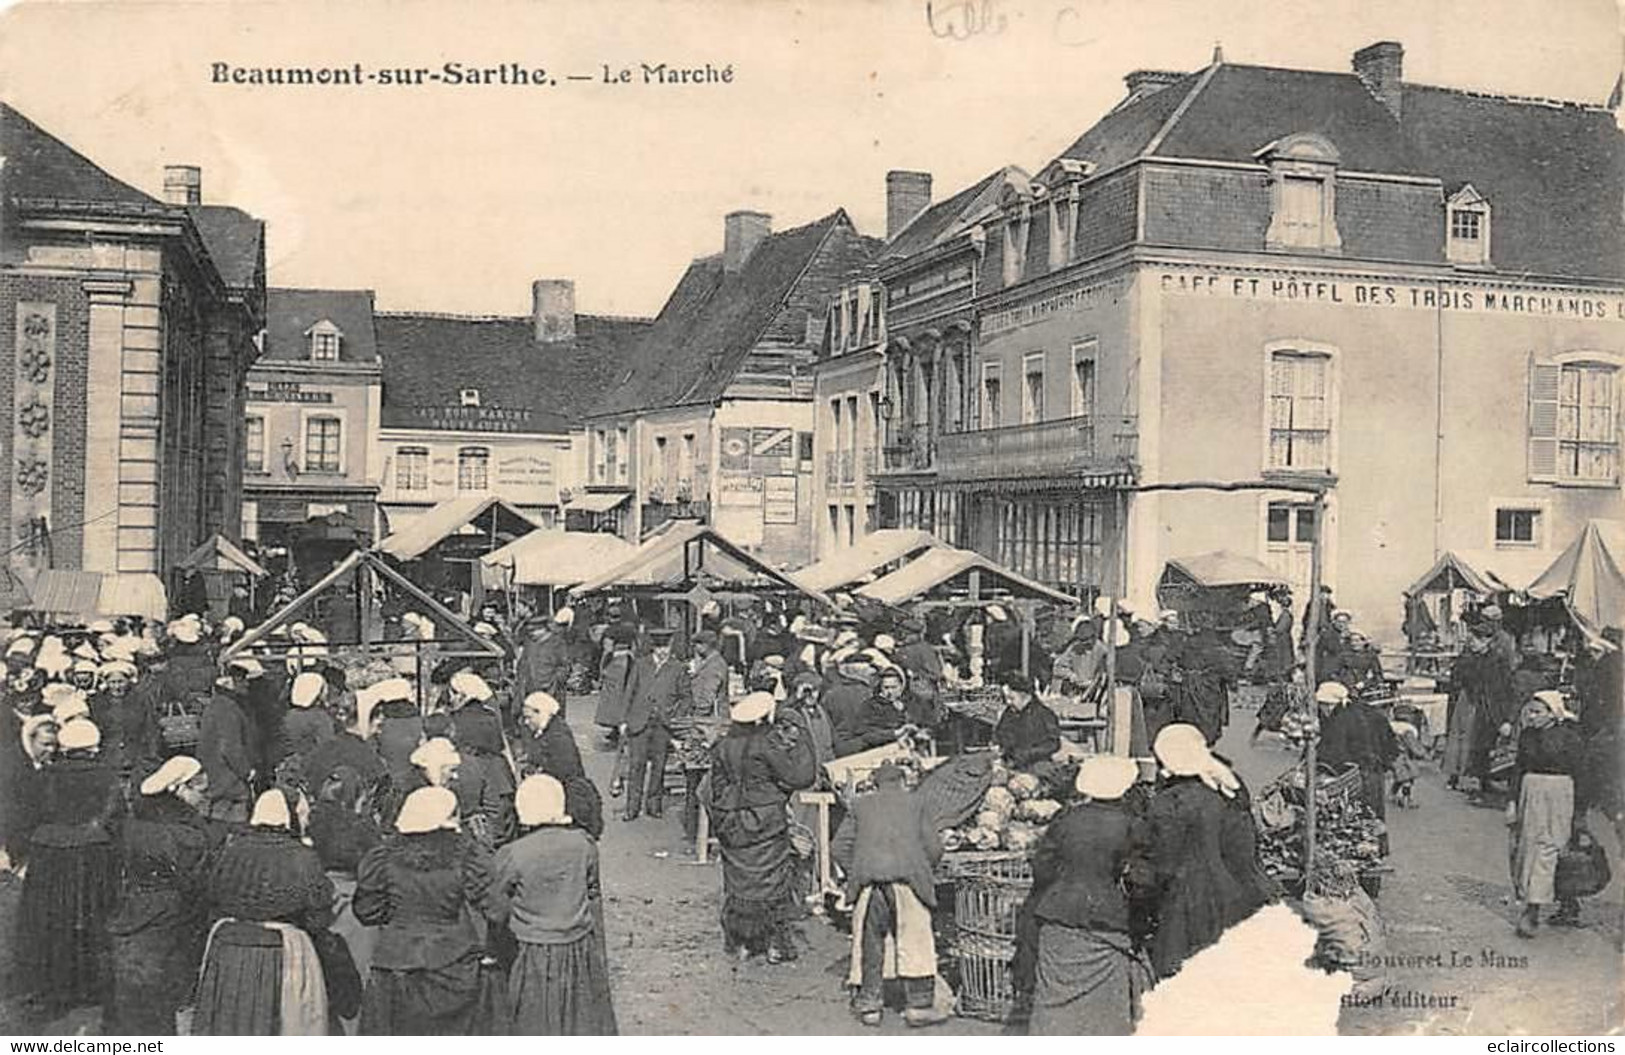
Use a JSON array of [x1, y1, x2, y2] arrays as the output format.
[[1254, 760, 1386, 896]]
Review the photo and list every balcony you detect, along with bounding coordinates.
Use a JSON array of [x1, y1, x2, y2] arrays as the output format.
[[880, 426, 935, 474], [936, 414, 1138, 484]]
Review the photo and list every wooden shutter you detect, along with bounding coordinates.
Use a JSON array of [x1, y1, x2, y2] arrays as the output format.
[[1528, 359, 1562, 481]]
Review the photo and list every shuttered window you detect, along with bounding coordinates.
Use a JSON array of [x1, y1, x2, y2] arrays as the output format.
[[1531, 360, 1619, 484]]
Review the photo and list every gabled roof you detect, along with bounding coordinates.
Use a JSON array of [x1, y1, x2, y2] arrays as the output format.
[[265, 288, 380, 364], [1161, 550, 1289, 589], [569, 521, 832, 603], [479, 530, 635, 589], [377, 311, 650, 433], [883, 168, 1025, 259], [190, 205, 265, 291], [0, 102, 160, 210], [1059, 71, 1204, 170], [792, 529, 946, 592], [593, 211, 875, 417], [855, 546, 1076, 606]]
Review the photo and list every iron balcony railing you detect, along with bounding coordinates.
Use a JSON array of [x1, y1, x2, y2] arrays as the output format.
[[935, 414, 1138, 482]]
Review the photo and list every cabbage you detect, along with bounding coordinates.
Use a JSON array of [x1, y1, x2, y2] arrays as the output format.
[[975, 809, 1007, 833], [967, 826, 1001, 850], [1004, 822, 1042, 853], [1018, 799, 1063, 822], [987, 762, 1010, 788], [1007, 773, 1042, 800], [982, 787, 1016, 815]]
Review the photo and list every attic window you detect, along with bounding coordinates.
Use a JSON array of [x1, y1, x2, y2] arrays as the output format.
[[459, 388, 481, 407], [308, 319, 343, 361], [1446, 185, 1491, 267], [1257, 133, 1342, 254]]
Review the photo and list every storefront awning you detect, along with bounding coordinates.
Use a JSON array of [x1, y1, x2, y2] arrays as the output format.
[[9, 569, 169, 622], [568, 492, 632, 515]]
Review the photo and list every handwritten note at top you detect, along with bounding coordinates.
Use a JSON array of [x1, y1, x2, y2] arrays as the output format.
[[924, 0, 1097, 49]]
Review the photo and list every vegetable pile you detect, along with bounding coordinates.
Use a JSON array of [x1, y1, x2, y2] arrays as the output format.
[[940, 761, 1063, 853]]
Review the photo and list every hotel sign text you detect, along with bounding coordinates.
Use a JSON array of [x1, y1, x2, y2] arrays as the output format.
[[1157, 271, 1625, 321]]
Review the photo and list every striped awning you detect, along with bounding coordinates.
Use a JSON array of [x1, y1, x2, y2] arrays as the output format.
[[12, 569, 168, 621]]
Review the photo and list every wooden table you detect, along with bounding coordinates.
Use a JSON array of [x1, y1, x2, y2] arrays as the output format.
[[796, 789, 840, 897]]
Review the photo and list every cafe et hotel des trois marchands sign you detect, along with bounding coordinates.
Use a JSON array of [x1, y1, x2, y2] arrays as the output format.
[[979, 269, 1625, 338]]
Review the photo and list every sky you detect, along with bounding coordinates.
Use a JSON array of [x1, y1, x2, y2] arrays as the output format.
[[0, 0, 1618, 318]]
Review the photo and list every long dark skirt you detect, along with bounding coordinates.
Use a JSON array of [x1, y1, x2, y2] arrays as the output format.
[[194, 923, 283, 1035], [508, 935, 618, 1036], [1030, 922, 1152, 1036], [105, 898, 202, 1034], [360, 953, 485, 1035], [16, 840, 120, 1009], [718, 832, 798, 954]]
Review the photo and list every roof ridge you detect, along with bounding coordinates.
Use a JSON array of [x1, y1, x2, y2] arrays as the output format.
[[271, 285, 377, 295], [1143, 60, 1223, 157], [1402, 79, 1611, 112], [375, 309, 652, 323], [0, 101, 161, 208]]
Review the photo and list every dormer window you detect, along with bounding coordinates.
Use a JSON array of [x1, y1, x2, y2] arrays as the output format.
[[1003, 203, 1032, 287], [308, 319, 342, 361], [1257, 133, 1343, 254], [1446, 185, 1491, 267], [459, 388, 481, 407]]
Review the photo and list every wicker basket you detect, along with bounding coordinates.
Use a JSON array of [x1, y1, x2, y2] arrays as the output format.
[[942, 850, 1033, 1022]]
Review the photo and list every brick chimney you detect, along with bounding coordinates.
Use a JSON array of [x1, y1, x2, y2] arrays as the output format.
[[163, 164, 201, 205], [532, 279, 575, 343], [723, 211, 771, 273], [1122, 70, 1184, 102], [885, 170, 932, 239], [1353, 41, 1404, 121]]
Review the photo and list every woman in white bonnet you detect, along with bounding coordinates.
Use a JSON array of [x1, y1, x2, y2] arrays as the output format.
[[105, 755, 214, 1034], [15, 718, 123, 1018]]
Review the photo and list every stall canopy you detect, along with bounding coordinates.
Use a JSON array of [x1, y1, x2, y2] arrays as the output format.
[[1407, 548, 1551, 596], [178, 533, 269, 578], [567, 493, 631, 515], [6, 569, 168, 621], [377, 495, 539, 562], [855, 546, 1076, 606], [1161, 551, 1289, 589], [791, 529, 945, 593], [569, 521, 832, 605], [479, 530, 635, 590], [1527, 519, 1625, 644]]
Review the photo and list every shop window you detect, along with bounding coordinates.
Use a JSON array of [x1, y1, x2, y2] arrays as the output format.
[[304, 416, 342, 473], [396, 446, 429, 492], [457, 446, 490, 491], [244, 415, 265, 472], [1529, 360, 1619, 486], [1267, 349, 1333, 472]]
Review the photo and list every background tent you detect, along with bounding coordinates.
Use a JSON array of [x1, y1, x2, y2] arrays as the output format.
[[377, 495, 538, 562], [854, 546, 1075, 606], [569, 521, 831, 605], [791, 529, 944, 593], [479, 530, 634, 590], [1527, 519, 1625, 646]]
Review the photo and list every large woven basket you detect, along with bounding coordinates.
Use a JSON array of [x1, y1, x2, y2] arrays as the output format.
[[942, 850, 1033, 1022]]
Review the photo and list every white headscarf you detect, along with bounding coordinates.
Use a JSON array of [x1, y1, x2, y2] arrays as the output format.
[[140, 755, 202, 796], [249, 789, 291, 828], [1153, 723, 1240, 799], [396, 786, 459, 834], [515, 774, 571, 827]]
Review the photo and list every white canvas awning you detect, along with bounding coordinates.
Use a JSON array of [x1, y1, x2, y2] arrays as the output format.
[[567, 492, 632, 515], [479, 530, 636, 589], [855, 546, 1075, 606], [791, 529, 944, 593], [377, 495, 538, 561]]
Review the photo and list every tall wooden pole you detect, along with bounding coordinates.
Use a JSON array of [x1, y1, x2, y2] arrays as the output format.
[[1302, 489, 1328, 879]]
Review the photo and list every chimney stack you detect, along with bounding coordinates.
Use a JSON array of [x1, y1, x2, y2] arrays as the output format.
[[1122, 70, 1185, 102], [885, 170, 932, 239], [532, 279, 576, 343], [1353, 41, 1404, 121], [163, 164, 202, 206], [723, 211, 772, 273]]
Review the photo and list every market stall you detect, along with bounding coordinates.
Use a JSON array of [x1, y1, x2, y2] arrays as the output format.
[[377, 494, 539, 603], [1155, 549, 1287, 632], [2, 568, 169, 625], [791, 528, 944, 593], [477, 528, 634, 615], [1527, 518, 1624, 649], [176, 532, 269, 619], [1400, 548, 1552, 673]]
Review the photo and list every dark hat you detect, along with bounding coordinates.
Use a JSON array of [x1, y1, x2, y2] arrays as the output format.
[[693, 629, 719, 646], [999, 670, 1034, 694], [793, 670, 823, 690], [872, 763, 907, 786], [649, 627, 676, 644]]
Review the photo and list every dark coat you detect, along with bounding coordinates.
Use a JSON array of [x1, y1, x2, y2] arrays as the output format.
[[993, 700, 1061, 769], [830, 784, 940, 907], [304, 731, 385, 800], [518, 716, 584, 782], [209, 827, 334, 930], [353, 830, 494, 971], [622, 654, 691, 734], [705, 722, 816, 848], [832, 693, 927, 758], [307, 801, 383, 874], [513, 633, 572, 715], [199, 691, 256, 810], [1029, 800, 1149, 934], [1146, 777, 1260, 979], [283, 707, 336, 764], [594, 649, 635, 728]]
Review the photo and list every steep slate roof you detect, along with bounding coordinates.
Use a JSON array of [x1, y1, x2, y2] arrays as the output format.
[[190, 205, 264, 290], [594, 211, 866, 417], [1045, 58, 1625, 281], [377, 311, 650, 432], [0, 103, 160, 209], [882, 167, 1036, 261], [266, 288, 380, 364]]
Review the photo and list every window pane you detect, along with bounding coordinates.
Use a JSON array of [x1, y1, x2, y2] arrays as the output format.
[[1267, 506, 1291, 542], [1295, 507, 1317, 542], [1282, 176, 1321, 225]]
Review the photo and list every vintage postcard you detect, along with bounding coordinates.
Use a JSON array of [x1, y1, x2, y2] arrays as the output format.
[[0, 0, 1619, 1039]]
